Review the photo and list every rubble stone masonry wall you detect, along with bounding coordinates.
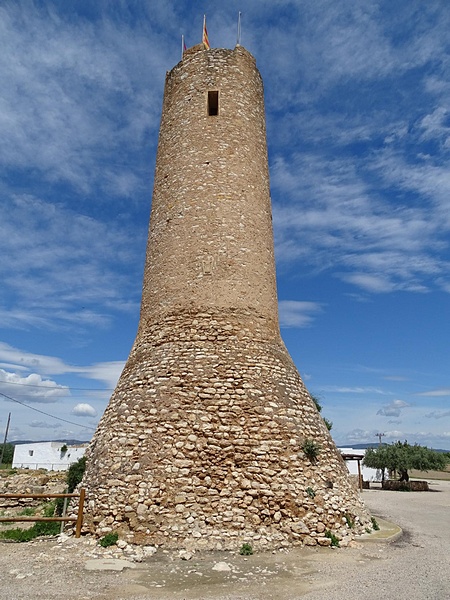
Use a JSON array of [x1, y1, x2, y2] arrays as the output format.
[[82, 45, 371, 550]]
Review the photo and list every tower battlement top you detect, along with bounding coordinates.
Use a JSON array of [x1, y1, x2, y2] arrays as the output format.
[[169, 44, 256, 77]]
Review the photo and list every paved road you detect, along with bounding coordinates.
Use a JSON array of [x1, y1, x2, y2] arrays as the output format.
[[303, 480, 450, 600]]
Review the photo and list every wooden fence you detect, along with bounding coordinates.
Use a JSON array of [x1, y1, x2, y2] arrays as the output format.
[[0, 489, 85, 537]]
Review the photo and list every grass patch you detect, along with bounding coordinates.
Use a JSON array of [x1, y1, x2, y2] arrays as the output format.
[[239, 542, 253, 555], [0, 501, 60, 542], [18, 507, 36, 516]]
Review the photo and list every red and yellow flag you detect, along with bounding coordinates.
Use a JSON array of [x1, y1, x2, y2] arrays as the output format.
[[202, 15, 210, 49]]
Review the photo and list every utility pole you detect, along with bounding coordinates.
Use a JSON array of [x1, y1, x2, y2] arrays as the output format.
[[375, 432, 386, 484], [0, 412, 11, 465], [375, 432, 385, 447]]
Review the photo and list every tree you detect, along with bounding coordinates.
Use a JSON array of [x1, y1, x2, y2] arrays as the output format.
[[363, 441, 448, 481], [0, 442, 14, 466], [310, 394, 333, 431], [66, 456, 87, 493]]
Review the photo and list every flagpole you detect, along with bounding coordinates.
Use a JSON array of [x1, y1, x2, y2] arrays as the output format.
[[237, 11, 241, 46], [181, 34, 184, 60]]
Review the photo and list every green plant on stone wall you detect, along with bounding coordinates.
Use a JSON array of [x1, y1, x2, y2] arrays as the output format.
[[344, 512, 355, 528], [305, 486, 316, 499], [371, 516, 380, 531], [301, 439, 321, 464], [325, 530, 340, 547]]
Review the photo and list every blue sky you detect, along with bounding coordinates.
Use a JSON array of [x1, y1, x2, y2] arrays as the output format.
[[1, 1, 449, 450]]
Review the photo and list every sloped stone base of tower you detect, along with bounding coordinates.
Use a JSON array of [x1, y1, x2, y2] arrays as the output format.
[[82, 310, 371, 549]]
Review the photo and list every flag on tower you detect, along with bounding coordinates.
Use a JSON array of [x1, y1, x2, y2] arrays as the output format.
[[202, 15, 210, 49], [237, 12, 242, 46]]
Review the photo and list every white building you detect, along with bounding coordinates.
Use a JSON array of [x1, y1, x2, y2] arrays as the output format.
[[339, 447, 386, 482], [12, 442, 88, 471]]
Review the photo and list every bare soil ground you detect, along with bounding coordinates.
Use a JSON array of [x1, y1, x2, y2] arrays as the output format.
[[1, 480, 449, 600]]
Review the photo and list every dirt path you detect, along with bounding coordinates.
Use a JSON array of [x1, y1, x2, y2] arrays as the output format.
[[2, 480, 449, 600]]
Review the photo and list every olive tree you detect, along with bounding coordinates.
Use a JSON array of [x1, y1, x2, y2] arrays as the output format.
[[363, 441, 448, 481]]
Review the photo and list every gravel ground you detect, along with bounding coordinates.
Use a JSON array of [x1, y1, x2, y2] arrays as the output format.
[[1, 480, 449, 600]]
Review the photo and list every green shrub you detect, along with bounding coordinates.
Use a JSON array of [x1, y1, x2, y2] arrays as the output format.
[[239, 542, 253, 555], [67, 456, 87, 493], [371, 516, 380, 531], [56, 456, 87, 516], [99, 532, 119, 547]]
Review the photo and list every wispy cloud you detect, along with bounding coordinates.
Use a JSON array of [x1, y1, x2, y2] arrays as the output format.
[[279, 300, 323, 328], [417, 388, 450, 397], [0, 196, 142, 331], [321, 386, 388, 395], [425, 410, 450, 420], [0, 3, 171, 195], [29, 421, 62, 429], [272, 150, 450, 294]]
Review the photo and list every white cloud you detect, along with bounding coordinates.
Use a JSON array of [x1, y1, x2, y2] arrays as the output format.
[[71, 404, 98, 417], [278, 301, 323, 328], [79, 362, 124, 389], [0, 368, 69, 403], [377, 399, 411, 418], [344, 429, 375, 445], [0, 343, 123, 388]]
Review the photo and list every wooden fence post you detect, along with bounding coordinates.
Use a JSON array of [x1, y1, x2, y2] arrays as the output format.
[[75, 488, 85, 538]]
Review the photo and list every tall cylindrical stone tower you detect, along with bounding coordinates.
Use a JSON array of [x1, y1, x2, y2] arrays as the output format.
[[82, 44, 370, 549]]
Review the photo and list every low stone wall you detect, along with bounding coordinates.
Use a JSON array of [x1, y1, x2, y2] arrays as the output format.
[[382, 480, 429, 492], [0, 470, 66, 510]]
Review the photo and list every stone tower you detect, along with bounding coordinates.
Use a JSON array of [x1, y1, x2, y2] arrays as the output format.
[[82, 44, 370, 549]]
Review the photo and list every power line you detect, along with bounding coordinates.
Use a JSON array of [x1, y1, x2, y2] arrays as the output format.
[[0, 391, 96, 431]]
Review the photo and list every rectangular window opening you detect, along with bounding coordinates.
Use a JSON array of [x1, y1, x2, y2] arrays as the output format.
[[208, 90, 219, 116]]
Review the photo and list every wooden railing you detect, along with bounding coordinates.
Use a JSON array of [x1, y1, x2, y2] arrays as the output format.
[[0, 489, 85, 537]]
